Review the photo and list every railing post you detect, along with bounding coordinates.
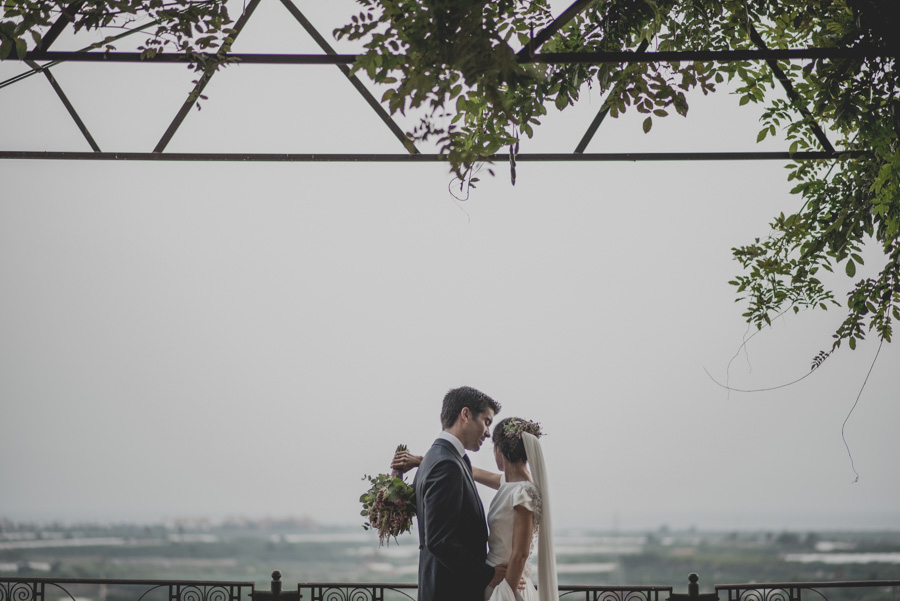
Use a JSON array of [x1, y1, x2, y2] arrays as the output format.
[[668, 574, 718, 601], [252, 571, 300, 601], [271, 572, 282, 596]]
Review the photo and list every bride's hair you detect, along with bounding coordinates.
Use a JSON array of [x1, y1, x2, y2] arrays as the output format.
[[491, 417, 542, 464]]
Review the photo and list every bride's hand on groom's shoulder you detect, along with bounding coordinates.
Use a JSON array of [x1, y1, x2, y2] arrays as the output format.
[[391, 450, 422, 474]]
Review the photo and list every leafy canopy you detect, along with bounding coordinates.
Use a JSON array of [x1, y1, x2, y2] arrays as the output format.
[[336, 0, 900, 360], [0, 0, 233, 66]]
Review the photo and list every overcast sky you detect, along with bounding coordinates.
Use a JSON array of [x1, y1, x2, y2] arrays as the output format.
[[1, 1, 898, 532]]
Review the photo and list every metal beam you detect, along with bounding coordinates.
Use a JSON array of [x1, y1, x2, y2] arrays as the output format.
[[529, 48, 897, 63], [574, 39, 650, 153], [153, 0, 263, 153], [0, 151, 867, 162], [277, 0, 418, 153], [7, 0, 115, 156], [25, 60, 100, 152], [40, 0, 86, 50], [517, 0, 596, 58], [13, 47, 895, 66], [748, 24, 835, 153], [1, 20, 161, 90]]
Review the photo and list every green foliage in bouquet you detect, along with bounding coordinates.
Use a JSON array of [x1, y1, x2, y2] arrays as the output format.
[[360, 444, 417, 546]]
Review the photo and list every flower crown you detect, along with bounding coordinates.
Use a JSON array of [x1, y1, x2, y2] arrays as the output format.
[[502, 418, 543, 439]]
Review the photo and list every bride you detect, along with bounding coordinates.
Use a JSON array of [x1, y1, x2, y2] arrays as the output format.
[[477, 417, 557, 601], [392, 417, 557, 601]]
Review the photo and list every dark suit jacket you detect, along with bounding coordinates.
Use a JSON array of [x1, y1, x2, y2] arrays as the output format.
[[414, 438, 495, 601]]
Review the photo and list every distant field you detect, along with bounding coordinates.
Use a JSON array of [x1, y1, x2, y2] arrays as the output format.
[[1, 521, 899, 588]]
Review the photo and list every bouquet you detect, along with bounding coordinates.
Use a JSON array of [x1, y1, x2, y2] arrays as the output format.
[[360, 444, 417, 546]]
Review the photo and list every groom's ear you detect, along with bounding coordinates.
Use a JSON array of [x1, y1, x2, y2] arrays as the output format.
[[460, 407, 471, 423]]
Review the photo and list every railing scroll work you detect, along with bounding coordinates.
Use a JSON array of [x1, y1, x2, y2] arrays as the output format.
[[716, 580, 900, 601], [2, 574, 898, 601], [0, 579, 254, 601]]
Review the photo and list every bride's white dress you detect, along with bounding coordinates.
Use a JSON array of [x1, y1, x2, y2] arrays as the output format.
[[484, 476, 542, 601]]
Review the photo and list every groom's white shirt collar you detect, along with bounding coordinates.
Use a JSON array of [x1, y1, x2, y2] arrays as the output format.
[[438, 431, 466, 458]]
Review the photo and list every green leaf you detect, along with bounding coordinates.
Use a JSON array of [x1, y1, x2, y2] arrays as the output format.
[[845, 260, 856, 277], [757, 128, 768, 143], [642, 116, 652, 133]]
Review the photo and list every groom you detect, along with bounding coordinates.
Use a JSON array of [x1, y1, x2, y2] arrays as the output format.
[[413, 386, 506, 601]]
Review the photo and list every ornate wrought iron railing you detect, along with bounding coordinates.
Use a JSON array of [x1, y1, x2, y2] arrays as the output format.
[[0, 579, 254, 601], [557, 584, 673, 601], [3, 575, 898, 601], [296, 583, 417, 601], [293, 583, 673, 601], [716, 580, 900, 601]]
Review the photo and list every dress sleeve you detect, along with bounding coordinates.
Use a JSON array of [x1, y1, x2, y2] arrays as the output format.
[[512, 483, 542, 519]]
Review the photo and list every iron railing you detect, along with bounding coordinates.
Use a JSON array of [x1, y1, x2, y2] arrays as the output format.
[[293, 582, 673, 601], [2, 574, 898, 601], [716, 580, 900, 601], [0, 579, 254, 601]]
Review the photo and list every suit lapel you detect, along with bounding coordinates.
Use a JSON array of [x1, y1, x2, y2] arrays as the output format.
[[456, 450, 486, 526], [433, 438, 487, 526]]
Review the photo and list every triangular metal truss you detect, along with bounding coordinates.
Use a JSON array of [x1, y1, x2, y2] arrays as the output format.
[[0, 0, 888, 163]]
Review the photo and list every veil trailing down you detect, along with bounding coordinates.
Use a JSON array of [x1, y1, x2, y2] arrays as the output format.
[[523, 432, 558, 601]]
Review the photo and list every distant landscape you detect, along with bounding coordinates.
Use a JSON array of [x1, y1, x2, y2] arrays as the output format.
[[2, 518, 899, 591]]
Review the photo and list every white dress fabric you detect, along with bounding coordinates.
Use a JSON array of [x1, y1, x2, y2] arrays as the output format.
[[486, 477, 541, 568], [484, 477, 540, 601]]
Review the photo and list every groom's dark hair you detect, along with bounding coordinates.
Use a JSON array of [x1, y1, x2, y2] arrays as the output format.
[[441, 386, 501, 429]]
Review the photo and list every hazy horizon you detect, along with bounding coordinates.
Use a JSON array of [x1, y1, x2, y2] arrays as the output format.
[[4, 508, 899, 533]]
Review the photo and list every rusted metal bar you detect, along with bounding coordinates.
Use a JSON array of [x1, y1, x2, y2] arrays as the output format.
[[277, 0, 418, 154], [40, 0, 86, 50], [574, 39, 650, 153], [0, 151, 867, 162], [152, 0, 263, 153], [528, 48, 896, 63], [11, 51, 355, 64], [0, 20, 160, 90], [748, 24, 835, 153], [12, 47, 894, 66], [25, 59, 101, 152], [517, 0, 596, 58]]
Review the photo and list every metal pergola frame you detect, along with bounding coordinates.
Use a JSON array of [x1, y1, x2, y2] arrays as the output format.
[[0, 0, 893, 163]]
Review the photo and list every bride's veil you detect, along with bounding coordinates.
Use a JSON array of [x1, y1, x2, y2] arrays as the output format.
[[523, 432, 558, 601]]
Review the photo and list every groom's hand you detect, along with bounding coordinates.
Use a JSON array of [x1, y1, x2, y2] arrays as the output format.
[[391, 450, 422, 474], [488, 564, 507, 587]]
